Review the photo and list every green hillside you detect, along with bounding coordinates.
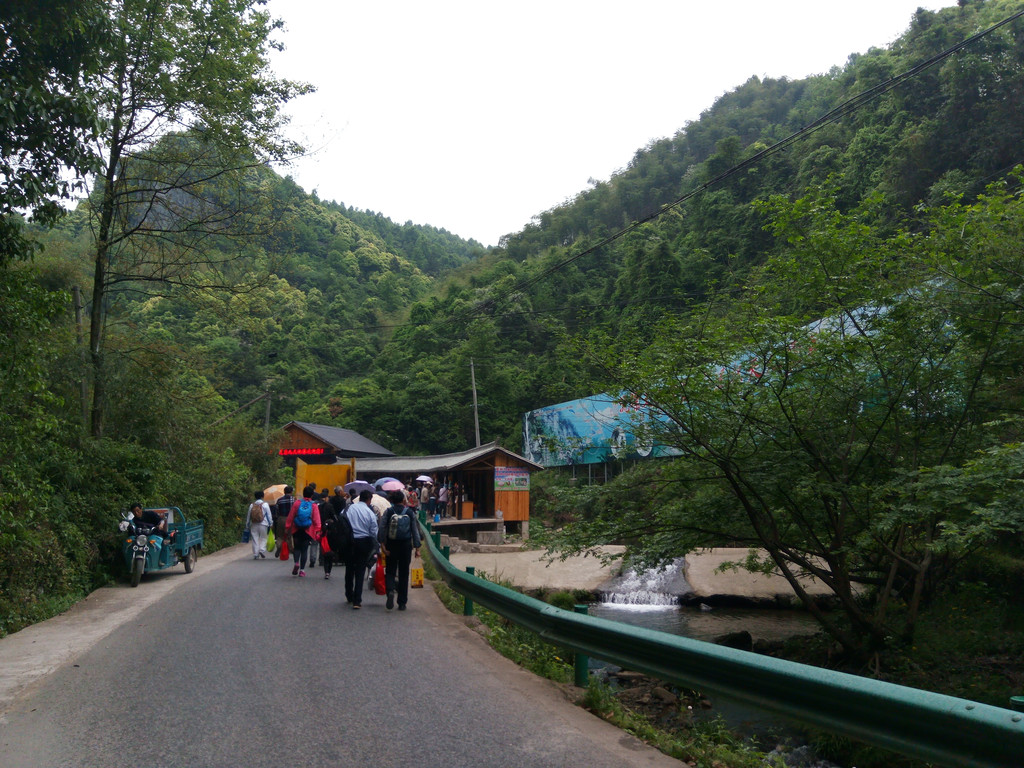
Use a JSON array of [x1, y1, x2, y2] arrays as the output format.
[[3, 0, 1024, 647]]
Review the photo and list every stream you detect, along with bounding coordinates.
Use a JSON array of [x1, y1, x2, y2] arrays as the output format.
[[589, 558, 834, 760], [589, 601, 821, 643], [592, 556, 821, 643]]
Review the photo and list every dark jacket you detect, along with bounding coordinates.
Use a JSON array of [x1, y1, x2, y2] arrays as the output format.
[[274, 495, 294, 524], [326, 494, 347, 520]]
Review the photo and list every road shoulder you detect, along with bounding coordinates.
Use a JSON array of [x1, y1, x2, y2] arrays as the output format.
[[0, 544, 239, 715]]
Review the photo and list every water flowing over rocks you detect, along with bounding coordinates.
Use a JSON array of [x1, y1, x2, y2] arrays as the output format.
[[597, 557, 691, 605]]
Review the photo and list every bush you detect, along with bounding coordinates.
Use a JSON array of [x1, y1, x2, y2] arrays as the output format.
[[546, 590, 578, 611]]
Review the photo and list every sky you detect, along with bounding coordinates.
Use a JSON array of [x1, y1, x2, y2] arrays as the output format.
[[266, 1, 958, 247]]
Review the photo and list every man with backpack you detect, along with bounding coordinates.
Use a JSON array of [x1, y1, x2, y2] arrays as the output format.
[[247, 490, 273, 559], [379, 490, 422, 611], [285, 485, 322, 577]]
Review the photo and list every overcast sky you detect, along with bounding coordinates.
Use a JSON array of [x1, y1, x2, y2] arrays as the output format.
[[266, 1, 957, 246]]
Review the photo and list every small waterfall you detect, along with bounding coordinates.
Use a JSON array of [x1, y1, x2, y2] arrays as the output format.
[[598, 557, 691, 606]]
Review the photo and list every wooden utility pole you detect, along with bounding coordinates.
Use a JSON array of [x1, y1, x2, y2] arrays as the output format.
[[470, 358, 481, 447], [72, 286, 88, 430]]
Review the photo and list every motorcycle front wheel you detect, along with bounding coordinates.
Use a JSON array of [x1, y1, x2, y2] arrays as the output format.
[[130, 557, 144, 587]]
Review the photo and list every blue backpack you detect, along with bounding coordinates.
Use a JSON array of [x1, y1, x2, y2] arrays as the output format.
[[295, 499, 314, 529]]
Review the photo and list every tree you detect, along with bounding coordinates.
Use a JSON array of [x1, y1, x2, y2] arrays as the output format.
[[553, 186, 1024, 660], [83, 0, 311, 436], [0, 0, 106, 263], [0, 1, 108, 544]]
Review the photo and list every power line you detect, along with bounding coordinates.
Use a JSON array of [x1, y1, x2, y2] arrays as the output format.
[[437, 6, 1024, 333]]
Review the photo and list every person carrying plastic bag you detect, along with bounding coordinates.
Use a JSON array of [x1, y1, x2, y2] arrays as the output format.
[[378, 490, 422, 611]]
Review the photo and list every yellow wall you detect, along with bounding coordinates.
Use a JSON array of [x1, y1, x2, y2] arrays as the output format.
[[295, 457, 354, 495]]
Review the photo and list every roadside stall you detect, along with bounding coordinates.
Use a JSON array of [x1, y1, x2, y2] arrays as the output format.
[[353, 442, 542, 541]]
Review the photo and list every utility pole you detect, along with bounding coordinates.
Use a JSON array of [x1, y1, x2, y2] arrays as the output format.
[[470, 358, 481, 447], [72, 286, 88, 431]]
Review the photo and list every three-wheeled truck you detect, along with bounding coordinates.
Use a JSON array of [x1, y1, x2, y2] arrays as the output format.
[[119, 507, 204, 587]]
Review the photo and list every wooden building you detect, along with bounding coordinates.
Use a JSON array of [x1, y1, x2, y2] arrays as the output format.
[[354, 442, 543, 539], [278, 421, 393, 494], [279, 421, 394, 460]]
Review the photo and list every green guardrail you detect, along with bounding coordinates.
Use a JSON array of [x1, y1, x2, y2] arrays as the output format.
[[422, 522, 1024, 768]]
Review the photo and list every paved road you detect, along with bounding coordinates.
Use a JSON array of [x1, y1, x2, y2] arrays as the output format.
[[0, 545, 680, 768]]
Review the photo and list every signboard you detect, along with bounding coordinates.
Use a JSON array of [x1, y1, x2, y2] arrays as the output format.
[[522, 391, 680, 467], [495, 467, 530, 491], [278, 447, 327, 456]]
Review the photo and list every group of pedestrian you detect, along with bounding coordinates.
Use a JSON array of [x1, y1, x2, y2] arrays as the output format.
[[245, 481, 421, 611]]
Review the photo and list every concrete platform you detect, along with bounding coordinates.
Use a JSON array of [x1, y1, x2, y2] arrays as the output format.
[[449, 546, 625, 591], [448, 546, 836, 603]]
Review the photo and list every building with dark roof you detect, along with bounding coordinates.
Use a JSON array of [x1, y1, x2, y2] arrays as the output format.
[[279, 421, 394, 460]]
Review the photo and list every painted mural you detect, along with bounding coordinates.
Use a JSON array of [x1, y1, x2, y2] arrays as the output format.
[[522, 392, 682, 467]]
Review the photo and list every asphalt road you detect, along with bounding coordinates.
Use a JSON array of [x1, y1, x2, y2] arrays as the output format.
[[0, 545, 680, 768]]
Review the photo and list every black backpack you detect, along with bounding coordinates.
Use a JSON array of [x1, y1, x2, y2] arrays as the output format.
[[324, 511, 354, 557]]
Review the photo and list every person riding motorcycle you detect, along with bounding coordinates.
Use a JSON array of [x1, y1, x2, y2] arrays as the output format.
[[130, 503, 164, 530], [129, 503, 175, 544]]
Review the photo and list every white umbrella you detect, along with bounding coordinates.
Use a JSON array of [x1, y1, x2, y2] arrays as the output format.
[[415, 474, 433, 483], [369, 493, 390, 516]]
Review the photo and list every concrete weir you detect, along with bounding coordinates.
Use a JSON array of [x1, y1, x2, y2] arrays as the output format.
[[447, 546, 837, 606]]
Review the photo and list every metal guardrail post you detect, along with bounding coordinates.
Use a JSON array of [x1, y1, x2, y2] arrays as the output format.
[[432, 532, 441, 548], [574, 604, 589, 687], [442, 545, 450, 561], [464, 567, 475, 616]]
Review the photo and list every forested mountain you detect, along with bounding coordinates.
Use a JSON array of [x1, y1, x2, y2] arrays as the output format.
[[330, 200, 487, 276], [35, 0, 1024, 459], [328, 0, 1024, 453], [4, 0, 1024, 637]]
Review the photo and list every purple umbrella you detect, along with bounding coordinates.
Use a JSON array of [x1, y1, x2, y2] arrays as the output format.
[[344, 480, 375, 496]]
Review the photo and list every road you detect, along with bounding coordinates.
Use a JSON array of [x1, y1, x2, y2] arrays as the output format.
[[0, 545, 680, 768]]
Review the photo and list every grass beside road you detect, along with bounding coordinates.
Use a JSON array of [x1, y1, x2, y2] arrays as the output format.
[[421, 548, 785, 768]]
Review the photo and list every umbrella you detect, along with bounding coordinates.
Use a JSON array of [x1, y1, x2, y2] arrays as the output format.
[[344, 480, 375, 496], [415, 474, 433, 483], [263, 484, 288, 505], [369, 493, 391, 516], [381, 479, 404, 492], [373, 477, 399, 489]]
